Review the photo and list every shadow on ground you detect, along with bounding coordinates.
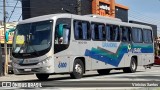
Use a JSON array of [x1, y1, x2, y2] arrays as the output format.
[[10, 70, 144, 82]]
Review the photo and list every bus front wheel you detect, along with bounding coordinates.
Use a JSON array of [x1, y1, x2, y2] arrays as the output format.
[[36, 74, 49, 81], [123, 57, 137, 73], [70, 59, 84, 79]]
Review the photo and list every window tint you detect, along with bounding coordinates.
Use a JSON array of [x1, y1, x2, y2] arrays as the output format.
[[132, 28, 142, 43], [106, 25, 120, 41], [143, 29, 152, 43], [121, 26, 131, 42], [91, 23, 105, 41], [74, 20, 90, 40]]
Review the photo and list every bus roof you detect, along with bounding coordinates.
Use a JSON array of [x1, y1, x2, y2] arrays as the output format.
[[18, 13, 152, 29]]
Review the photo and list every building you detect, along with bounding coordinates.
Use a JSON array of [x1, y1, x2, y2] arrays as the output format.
[[21, 0, 128, 22], [0, 22, 17, 63]]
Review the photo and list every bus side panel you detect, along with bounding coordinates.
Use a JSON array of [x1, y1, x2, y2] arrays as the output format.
[[54, 56, 70, 73], [85, 56, 92, 70], [97, 55, 125, 69], [142, 53, 154, 65]]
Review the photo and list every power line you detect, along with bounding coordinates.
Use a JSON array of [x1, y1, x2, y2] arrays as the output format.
[[18, 13, 21, 21], [7, 0, 18, 22], [129, 11, 160, 24]]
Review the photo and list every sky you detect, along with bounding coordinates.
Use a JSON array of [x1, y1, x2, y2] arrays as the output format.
[[116, 0, 160, 36], [0, 0, 22, 22], [0, 0, 160, 35]]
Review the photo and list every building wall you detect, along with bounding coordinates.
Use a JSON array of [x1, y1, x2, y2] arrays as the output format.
[[115, 7, 128, 22], [22, 0, 128, 22], [22, 0, 31, 19], [22, 0, 92, 19]]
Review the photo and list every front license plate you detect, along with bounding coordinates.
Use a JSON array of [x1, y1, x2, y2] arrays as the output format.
[[24, 69, 31, 71]]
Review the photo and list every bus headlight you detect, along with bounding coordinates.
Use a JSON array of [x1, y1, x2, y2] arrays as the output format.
[[12, 62, 18, 67], [38, 56, 52, 65]]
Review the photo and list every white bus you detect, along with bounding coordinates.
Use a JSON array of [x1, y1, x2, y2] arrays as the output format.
[[9, 14, 154, 80]]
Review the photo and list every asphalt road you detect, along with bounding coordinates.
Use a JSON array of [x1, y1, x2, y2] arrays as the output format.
[[0, 65, 160, 90]]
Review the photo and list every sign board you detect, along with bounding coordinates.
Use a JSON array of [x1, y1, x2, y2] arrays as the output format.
[[92, 0, 128, 17], [0, 23, 17, 44]]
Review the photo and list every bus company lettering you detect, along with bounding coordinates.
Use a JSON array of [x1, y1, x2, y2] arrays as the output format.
[[102, 42, 118, 48], [132, 48, 141, 53], [58, 62, 67, 68]]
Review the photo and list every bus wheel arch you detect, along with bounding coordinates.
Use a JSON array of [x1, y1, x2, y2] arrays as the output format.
[[70, 57, 85, 79], [132, 56, 138, 66], [123, 56, 137, 73]]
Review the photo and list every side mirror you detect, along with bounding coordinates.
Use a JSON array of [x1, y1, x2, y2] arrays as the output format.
[[5, 28, 15, 42]]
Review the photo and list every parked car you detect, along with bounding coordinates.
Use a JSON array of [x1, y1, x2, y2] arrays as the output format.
[[154, 56, 160, 65]]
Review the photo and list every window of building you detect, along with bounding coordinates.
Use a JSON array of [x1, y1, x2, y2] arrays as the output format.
[[74, 20, 90, 40], [132, 28, 143, 43], [106, 25, 120, 41], [143, 29, 152, 43], [91, 23, 105, 41], [120, 26, 131, 42]]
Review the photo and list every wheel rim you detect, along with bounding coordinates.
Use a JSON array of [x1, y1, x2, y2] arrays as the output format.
[[131, 61, 136, 70], [75, 64, 82, 74]]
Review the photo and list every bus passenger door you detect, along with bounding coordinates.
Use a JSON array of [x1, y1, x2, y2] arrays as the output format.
[[121, 26, 132, 67], [54, 18, 71, 73]]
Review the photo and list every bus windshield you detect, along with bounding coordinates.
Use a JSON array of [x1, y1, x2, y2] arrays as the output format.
[[12, 20, 53, 58]]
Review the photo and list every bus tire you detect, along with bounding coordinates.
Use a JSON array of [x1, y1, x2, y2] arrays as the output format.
[[36, 74, 49, 81], [97, 69, 111, 75], [123, 57, 137, 73], [70, 59, 84, 79]]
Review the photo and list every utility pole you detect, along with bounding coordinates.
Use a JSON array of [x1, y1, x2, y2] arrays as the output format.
[[3, 0, 8, 75], [77, 0, 81, 15]]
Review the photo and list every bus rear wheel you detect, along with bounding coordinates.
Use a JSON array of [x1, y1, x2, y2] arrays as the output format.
[[97, 69, 111, 75], [36, 74, 49, 81], [70, 59, 84, 79], [123, 57, 137, 73]]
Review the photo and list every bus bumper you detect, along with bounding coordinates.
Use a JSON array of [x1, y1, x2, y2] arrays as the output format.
[[12, 63, 54, 75]]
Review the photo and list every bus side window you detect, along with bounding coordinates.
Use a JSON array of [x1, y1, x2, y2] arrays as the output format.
[[98, 25, 105, 40], [74, 20, 90, 40], [106, 25, 120, 41], [121, 26, 131, 42], [143, 29, 152, 43], [74, 21, 81, 39], [106, 25, 111, 40], [91, 23, 105, 41], [132, 28, 143, 43]]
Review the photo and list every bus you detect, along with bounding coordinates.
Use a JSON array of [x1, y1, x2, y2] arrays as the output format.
[[7, 14, 154, 80]]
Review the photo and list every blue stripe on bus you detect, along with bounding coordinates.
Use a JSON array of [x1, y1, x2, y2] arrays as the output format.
[[85, 44, 153, 67]]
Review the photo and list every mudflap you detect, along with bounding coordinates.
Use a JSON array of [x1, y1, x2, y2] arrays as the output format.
[[143, 63, 154, 69]]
